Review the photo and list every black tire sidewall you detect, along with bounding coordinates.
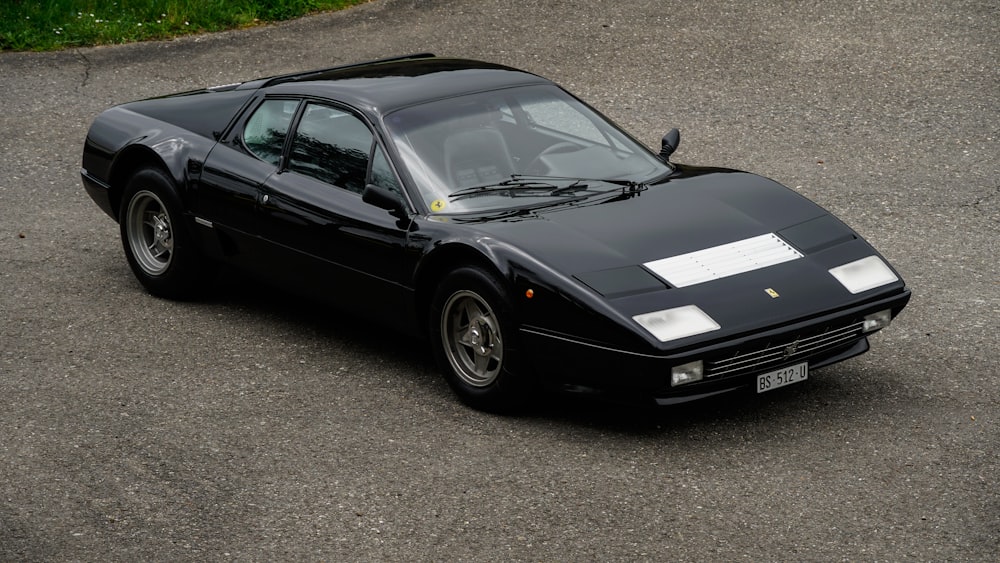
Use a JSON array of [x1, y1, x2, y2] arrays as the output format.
[[429, 266, 527, 412]]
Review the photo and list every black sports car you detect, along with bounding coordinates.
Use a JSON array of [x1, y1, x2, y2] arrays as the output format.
[[81, 53, 910, 411]]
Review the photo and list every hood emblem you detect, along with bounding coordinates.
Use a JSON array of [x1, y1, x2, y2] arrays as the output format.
[[784, 340, 799, 359], [765, 288, 780, 298]]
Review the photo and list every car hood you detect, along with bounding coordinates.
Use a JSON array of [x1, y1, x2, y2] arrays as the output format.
[[474, 167, 829, 273], [461, 166, 903, 346]]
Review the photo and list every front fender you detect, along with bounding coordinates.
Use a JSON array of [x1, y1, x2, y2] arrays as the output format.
[[416, 232, 650, 352]]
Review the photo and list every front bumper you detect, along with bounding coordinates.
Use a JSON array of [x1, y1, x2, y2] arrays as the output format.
[[519, 288, 911, 405]]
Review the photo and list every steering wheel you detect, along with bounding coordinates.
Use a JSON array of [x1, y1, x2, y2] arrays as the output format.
[[525, 142, 579, 175]]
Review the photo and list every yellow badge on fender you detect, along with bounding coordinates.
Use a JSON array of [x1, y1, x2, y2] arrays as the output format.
[[431, 199, 447, 212], [765, 288, 780, 298]]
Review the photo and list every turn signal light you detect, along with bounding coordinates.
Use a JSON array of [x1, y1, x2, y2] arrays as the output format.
[[671, 360, 704, 387], [863, 309, 892, 333]]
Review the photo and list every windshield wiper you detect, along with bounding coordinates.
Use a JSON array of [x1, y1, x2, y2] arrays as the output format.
[[509, 174, 648, 196], [447, 177, 563, 201], [448, 174, 647, 203]]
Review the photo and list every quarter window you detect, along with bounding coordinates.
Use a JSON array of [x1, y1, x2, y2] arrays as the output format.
[[243, 99, 298, 166], [288, 103, 373, 193]]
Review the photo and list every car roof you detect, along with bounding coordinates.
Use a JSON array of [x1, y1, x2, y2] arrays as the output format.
[[245, 55, 553, 115]]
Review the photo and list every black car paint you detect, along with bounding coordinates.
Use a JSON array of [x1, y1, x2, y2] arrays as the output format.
[[81, 56, 911, 403]]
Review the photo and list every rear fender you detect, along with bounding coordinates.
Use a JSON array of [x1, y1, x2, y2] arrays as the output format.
[[85, 107, 216, 218]]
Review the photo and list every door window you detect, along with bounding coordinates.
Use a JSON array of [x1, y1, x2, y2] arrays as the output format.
[[370, 145, 402, 195], [288, 103, 373, 193]]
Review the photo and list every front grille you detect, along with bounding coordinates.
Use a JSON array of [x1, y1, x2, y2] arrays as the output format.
[[705, 319, 866, 378]]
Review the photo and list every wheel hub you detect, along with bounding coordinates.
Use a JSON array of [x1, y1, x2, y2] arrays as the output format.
[[464, 318, 494, 356], [152, 214, 172, 250]]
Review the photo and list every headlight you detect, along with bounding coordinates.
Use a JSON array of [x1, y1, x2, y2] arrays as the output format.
[[633, 305, 720, 343], [671, 360, 704, 386], [829, 256, 899, 294]]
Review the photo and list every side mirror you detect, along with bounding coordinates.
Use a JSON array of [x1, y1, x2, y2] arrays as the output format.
[[660, 128, 681, 160], [362, 184, 408, 219]]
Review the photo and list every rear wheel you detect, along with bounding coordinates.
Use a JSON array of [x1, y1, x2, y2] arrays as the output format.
[[430, 267, 528, 412], [120, 168, 211, 299]]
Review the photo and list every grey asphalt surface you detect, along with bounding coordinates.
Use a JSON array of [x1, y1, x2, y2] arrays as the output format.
[[1, 0, 997, 560]]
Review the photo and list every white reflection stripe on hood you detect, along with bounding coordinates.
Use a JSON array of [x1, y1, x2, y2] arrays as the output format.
[[644, 233, 803, 288]]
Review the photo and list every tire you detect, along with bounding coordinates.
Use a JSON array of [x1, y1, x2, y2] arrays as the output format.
[[119, 168, 211, 299], [429, 266, 528, 412]]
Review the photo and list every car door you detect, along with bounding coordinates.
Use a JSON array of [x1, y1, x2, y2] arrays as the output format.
[[256, 101, 416, 324], [196, 97, 300, 264]]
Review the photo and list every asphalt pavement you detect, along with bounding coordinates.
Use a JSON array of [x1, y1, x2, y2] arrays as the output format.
[[1, 0, 997, 560]]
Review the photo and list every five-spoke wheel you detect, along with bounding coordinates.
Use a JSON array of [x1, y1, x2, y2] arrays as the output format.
[[431, 266, 527, 411], [125, 189, 174, 277], [441, 289, 505, 388], [119, 168, 212, 299]]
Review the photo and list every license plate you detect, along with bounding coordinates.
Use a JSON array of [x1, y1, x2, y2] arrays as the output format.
[[757, 362, 808, 393]]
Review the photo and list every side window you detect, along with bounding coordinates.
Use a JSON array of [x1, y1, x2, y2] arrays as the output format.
[[243, 99, 298, 166], [288, 103, 373, 194]]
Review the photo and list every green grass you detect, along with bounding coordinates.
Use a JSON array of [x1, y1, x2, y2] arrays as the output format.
[[1, 0, 369, 51]]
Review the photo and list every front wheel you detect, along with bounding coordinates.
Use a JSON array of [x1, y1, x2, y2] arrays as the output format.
[[120, 168, 212, 299], [430, 267, 528, 412]]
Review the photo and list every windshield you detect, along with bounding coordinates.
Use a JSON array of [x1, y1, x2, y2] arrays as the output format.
[[383, 84, 670, 213]]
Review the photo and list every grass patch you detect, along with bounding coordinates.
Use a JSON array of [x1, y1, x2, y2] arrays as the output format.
[[1, 0, 369, 51]]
